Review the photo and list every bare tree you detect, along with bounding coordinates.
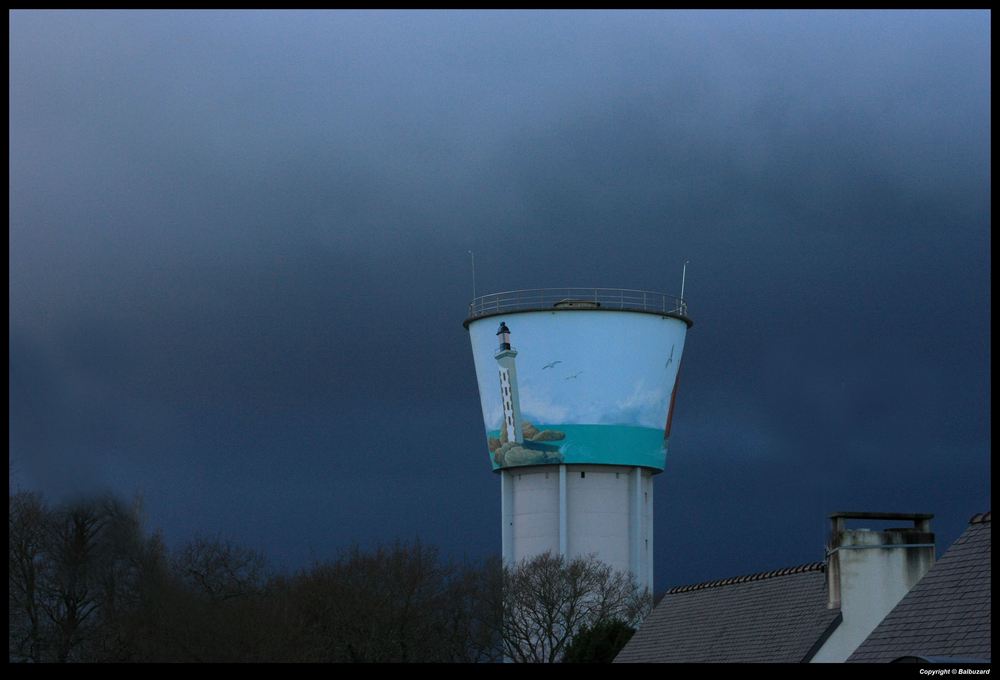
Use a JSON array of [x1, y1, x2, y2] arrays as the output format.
[[9, 492, 167, 662], [149, 535, 273, 662], [439, 555, 504, 663], [295, 541, 451, 662], [86, 495, 169, 662], [38, 498, 114, 662], [9, 491, 48, 662], [173, 535, 268, 602], [273, 541, 501, 663], [501, 552, 651, 663]]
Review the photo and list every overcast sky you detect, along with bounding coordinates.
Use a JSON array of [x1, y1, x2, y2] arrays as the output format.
[[9, 10, 990, 589]]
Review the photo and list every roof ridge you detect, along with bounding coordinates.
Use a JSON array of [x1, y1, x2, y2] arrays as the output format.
[[665, 561, 826, 595], [969, 511, 991, 524]]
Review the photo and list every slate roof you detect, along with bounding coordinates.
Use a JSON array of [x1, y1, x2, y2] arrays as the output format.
[[615, 562, 841, 663], [847, 511, 991, 663]]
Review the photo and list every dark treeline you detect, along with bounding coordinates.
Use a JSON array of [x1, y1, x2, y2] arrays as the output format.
[[9, 490, 647, 663]]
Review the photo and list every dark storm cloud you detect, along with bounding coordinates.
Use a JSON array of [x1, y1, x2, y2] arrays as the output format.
[[10, 10, 989, 586]]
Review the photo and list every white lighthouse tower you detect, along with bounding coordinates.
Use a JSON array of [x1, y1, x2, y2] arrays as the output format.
[[465, 288, 691, 594], [494, 321, 524, 445]]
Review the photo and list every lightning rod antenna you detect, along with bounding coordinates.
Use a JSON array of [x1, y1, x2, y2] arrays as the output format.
[[680, 259, 689, 301]]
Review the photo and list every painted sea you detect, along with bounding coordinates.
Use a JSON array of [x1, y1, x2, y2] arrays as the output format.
[[487, 423, 667, 471]]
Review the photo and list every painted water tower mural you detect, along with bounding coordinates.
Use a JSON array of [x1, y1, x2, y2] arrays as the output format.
[[464, 287, 692, 592]]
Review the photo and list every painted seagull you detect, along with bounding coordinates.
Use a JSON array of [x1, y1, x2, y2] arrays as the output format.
[[665, 345, 675, 369], [542, 360, 563, 370], [564, 371, 583, 380]]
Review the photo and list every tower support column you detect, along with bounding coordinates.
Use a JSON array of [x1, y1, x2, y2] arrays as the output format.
[[630, 467, 643, 588], [559, 464, 567, 557], [501, 468, 513, 563]]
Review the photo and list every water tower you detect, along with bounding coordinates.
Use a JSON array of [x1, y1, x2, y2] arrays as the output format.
[[464, 288, 691, 592]]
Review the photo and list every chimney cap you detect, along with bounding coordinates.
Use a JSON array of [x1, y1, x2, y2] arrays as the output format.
[[829, 511, 933, 521]]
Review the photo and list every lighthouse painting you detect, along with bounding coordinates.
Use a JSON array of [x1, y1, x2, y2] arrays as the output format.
[[494, 322, 523, 444], [488, 321, 564, 467], [468, 311, 686, 471]]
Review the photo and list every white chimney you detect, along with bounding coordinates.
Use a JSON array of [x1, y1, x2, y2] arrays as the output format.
[[810, 512, 935, 663]]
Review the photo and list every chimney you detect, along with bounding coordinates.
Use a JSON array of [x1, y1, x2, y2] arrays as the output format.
[[813, 511, 935, 662]]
